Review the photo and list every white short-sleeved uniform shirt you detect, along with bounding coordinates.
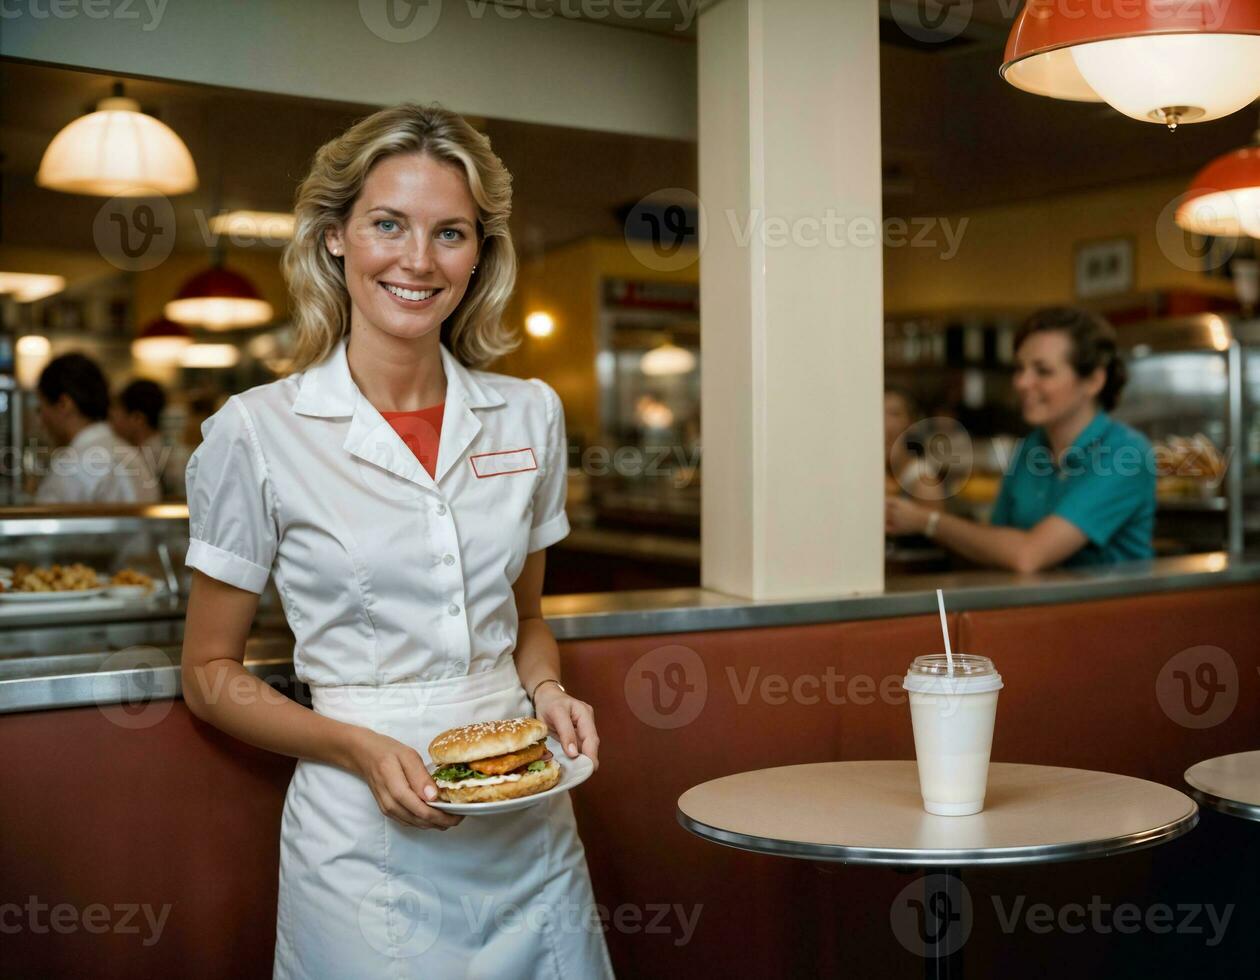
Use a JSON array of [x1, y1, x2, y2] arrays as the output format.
[[184, 338, 570, 686]]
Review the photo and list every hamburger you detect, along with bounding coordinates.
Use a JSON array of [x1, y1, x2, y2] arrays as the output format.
[[428, 717, 561, 803]]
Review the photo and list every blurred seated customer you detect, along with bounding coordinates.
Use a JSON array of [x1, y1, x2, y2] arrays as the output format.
[[110, 378, 190, 498], [34, 353, 159, 505], [885, 307, 1154, 571], [884, 385, 946, 511]]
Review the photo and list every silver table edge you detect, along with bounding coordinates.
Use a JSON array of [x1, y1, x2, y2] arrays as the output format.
[[1185, 784, 1260, 824], [675, 806, 1200, 868]]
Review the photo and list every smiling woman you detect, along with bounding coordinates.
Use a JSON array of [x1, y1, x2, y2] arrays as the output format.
[[886, 306, 1156, 573], [181, 103, 612, 979]]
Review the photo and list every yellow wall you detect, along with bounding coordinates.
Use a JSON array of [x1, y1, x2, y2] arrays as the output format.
[[496, 237, 698, 445], [883, 175, 1234, 315]]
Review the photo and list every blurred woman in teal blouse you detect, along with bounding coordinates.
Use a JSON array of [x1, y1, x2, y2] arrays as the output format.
[[886, 307, 1155, 572]]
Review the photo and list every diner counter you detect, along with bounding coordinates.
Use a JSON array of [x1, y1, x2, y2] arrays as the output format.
[[1, 550, 1257, 715]]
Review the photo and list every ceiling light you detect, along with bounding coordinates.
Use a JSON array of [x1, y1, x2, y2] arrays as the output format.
[[640, 341, 696, 377], [36, 82, 197, 196], [1001, 1, 1260, 130], [180, 344, 241, 369], [0, 272, 66, 303], [525, 311, 555, 338], [15, 335, 52, 389], [1176, 135, 1260, 238], [165, 265, 273, 329], [131, 317, 193, 365], [208, 211, 296, 244]]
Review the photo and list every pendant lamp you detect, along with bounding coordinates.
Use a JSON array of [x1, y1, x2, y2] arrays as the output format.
[[37, 82, 198, 196], [1000, 0, 1260, 130], [165, 263, 273, 330], [0, 272, 65, 302], [131, 317, 193, 365], [640, 340, 696, 377], [1176, 117, 1260, 237]]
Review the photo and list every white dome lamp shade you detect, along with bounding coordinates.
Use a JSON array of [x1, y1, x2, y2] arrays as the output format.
[[1000, 0, 1260, 130], [36, 82, 198, 196]]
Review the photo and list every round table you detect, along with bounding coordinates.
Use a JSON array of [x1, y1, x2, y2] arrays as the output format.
[[1185, 750, 1260, 823], [677, 761, 1198, 978]]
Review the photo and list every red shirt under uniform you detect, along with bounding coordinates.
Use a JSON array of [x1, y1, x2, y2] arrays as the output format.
[[380, 403, 445, 479]]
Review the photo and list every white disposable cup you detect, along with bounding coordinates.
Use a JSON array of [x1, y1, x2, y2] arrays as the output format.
[[903, 653, 1003, 816]]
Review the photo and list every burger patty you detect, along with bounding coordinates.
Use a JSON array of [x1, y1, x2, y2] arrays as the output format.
[[469, 740, 547, 775]]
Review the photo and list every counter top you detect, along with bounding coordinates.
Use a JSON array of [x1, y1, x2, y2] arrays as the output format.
[[543, 551, 1258, 638], [2, 551, 1258, 714]]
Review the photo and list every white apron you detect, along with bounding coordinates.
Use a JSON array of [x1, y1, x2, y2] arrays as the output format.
[[273, 660, 614, 979]]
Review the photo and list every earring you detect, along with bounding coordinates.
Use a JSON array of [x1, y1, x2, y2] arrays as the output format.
[[471, 264, 478, 274]]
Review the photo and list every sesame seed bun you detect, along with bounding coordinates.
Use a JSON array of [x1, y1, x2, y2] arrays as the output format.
[[428, 717, 549, 764], [436, 759, 561, 803]]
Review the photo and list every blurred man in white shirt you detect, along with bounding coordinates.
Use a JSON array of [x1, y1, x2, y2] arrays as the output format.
[[110, 379, 190, 499], [35, 354, 159, 505]]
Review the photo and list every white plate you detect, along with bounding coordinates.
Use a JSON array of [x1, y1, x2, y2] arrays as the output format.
[[426, 737, 594, 815], [106, 584, 156, 599], [0, 586, 108, 602]]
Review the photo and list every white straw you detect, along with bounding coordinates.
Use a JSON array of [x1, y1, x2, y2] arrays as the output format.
[[936, 589, 954, 673]]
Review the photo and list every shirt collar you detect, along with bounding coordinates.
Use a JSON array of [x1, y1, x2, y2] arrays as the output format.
[[68, 420, 114, 450], [1068, 410, 1110, 453], [293, 336, 505, 418]]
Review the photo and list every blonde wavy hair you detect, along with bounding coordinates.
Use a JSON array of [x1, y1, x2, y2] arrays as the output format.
[[282, 103, 519, 371]]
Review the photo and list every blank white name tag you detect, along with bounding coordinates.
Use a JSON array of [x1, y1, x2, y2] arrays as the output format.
[[470, 448, 538, 478]]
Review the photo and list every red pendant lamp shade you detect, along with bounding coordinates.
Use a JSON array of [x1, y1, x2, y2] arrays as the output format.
[[1176, 145, 1260, 238], [131, 316, 192, 364], [164, 265, 273, 329], [1001, 0, 1260, 129]]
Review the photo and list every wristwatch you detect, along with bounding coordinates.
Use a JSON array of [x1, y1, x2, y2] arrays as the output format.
[[529, 678, 565, 707]]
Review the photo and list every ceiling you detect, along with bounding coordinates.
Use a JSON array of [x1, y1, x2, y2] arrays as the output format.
[[3, 1, 1259, 270], [0, 60, 698, 263]]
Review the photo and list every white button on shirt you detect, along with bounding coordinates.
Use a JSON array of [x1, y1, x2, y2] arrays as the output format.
[[184, 338, 570, 687]]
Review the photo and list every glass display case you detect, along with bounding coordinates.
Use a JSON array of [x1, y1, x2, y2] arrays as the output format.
[[594, 278, 700, 535], [1112, 314, 1245, 554]]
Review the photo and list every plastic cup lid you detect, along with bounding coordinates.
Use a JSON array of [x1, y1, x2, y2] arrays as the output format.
[[903, 653, 1003, 694]]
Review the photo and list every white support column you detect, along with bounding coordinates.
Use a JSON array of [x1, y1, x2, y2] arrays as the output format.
[[699, 0, 885, 600]]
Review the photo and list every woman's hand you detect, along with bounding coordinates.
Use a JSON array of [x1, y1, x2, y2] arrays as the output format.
[[885, 496, 931, 536], [348, 727, 463, 831], [533, 684, 599, 769]]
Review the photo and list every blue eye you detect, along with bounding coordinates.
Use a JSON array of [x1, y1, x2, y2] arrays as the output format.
[[376, 219, 399, 233], [439, 228, 465, 241]]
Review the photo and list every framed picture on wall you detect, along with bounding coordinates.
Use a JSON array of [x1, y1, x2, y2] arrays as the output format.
[[1074, 237, 1135, 299]]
